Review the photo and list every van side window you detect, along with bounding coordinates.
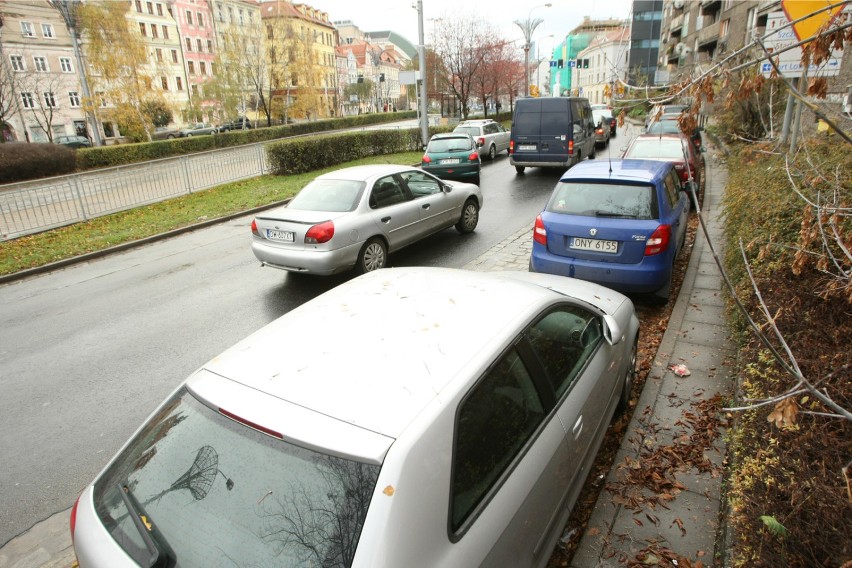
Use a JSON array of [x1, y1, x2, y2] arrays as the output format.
[[451, 347, 545, 532]]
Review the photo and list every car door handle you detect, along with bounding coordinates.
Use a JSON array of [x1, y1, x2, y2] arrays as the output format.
[[381, 216, 391, 223], [422, 204, 430, 210], [572, 416, 583, 440]]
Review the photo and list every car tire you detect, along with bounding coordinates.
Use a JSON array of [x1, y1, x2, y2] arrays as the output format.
[[455, 199, 479, 234], [167, 134, 175, 139], [515, 166, 525, 174], [356, 238, 387, 274], [488, 145, 497, 160], [186, 133, 193, 137], [617, 337, 638, 414]]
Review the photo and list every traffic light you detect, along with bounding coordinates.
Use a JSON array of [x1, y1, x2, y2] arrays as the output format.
[[583, 58, 589, 69], [557, 59, 564, 68]]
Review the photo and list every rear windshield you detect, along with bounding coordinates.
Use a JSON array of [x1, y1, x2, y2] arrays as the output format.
[[453, 126, 479, 137], [289, 179, 366, 212], [646, 121, 681, 135], [624, 139, 686, 160], [92, 387, 380, 568], [546, 182, 657, 220], [428, 136, 473, 152]]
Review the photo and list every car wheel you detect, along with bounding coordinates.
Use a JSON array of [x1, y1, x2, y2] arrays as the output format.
[[356, 238, 387, 274], [617, 337, 638, 414], [515, 165, 525, 174], [488, 145, 497, 160], [588, 145, 596, 159], [455, 199, 479, 234], [167, 134, 175, 139]]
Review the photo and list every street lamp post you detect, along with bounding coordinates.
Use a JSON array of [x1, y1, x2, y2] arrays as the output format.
[[514, 3, 551, 97]]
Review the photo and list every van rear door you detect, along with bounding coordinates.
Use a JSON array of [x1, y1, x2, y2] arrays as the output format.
[[539, 98, 571, 165], [512, 99, 572, 166]]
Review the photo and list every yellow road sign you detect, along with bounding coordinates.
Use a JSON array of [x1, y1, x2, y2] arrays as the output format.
[[781, 0, 845, 42]]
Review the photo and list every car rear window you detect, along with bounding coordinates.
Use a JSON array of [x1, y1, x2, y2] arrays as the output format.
[[624, 139, 686, 160], [428, 137, 473, 152], [546, 182, 658, 220], [453, 126, 479, 137], [645, 121, 681, 135], [92, 387, 380, 568], [288, 179, 366, 212]]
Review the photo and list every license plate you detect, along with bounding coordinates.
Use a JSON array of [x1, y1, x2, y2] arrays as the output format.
[[518, 144, 536, 151], [440, 158, 460, 164], [266, 229, 294, 242], [571, 237, 618, 253]]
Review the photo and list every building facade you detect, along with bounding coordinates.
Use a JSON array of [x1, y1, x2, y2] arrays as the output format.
[[572, 26, 631, 105], [627, 0, 663, 85], [170, 0, 216, 121], [549, 17, 626, 97]]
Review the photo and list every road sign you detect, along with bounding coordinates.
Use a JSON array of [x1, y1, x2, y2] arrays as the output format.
[[781, 0, 845, 43], [761, 10, 844, 78]]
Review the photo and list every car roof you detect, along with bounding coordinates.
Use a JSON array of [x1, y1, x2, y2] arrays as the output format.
[[432, 132, 471, 139], [314, 164, 414, 181], [200, 268, 627, 442], [559, 158, 672, 183], [457, 119, 494, 125]]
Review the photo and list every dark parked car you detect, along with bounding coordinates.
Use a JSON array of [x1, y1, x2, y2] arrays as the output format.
[[152, 126, 179, 140], [218, 117, 254, 132], [55, 135, 91, 149], [530, 159, 690, 303]]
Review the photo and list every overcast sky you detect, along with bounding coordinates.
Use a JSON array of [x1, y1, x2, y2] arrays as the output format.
[[306, 0, 634, 53]]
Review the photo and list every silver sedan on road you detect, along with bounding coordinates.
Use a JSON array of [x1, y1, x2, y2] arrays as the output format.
[[250, 164, 483, 275], [69, 267, 639, 568]]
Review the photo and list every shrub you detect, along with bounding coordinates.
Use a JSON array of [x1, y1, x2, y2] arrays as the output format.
[[0, 143, 77, 183]]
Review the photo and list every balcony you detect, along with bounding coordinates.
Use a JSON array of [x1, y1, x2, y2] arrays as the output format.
[[670, 13, 684, 30], [700, 0, 721, 7], [697, 21, 720, 45]]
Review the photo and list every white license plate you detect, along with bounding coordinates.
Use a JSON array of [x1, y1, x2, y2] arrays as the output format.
[[518, 144, 536, 151], [266, 229, 294, 242], [571, 237, 618, 253], [440, 158, 460, 164]]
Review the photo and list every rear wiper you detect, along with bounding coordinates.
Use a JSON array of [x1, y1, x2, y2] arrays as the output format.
[[595, 211, 638, 218], [117, 484, 176, 568]]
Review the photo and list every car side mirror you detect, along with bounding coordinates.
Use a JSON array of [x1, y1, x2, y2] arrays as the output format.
[[442, 182, 452, 193], [602, 315, 622, 346]]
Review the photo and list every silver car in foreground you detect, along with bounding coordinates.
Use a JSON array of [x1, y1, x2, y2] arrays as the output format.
[[70, 267, 639, 568], [251, 164, 482, 275]]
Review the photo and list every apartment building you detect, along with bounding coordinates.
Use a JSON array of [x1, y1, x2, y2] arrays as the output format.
[[572, 26, 631, 106], [210, 0, 262, 120], [0, 0, 88, 143], [171, 0, 216, 120]]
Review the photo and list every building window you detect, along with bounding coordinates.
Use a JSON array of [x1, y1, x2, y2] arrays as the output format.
[[156, 48, 163, 61], [720, 19, 730, 37], [151, 25, 159, 39], [161, 76, 168, 90], [60, 57, 73, 72], [196, 38, 203, 52], [34, 56, 48, 72], [188, 61, 195, 74], [42, 23, 55, 38], [207, 39, 213, 53], [157, 3, 163, 16], [43, 92, 57, 108], [135, 0, 142, 12], [217, 3, 223, 22], [21, 22, 35, 37], [69, 92, 81, 107], [10, 55, 25, 71], [139, 22, 147, 36], [21, 92, 35, 108], [210, 62, 215, 76], [146, 1, 153, 14], [185, 37, 192, 51], [238, 8, 244, 25], [186, 10, 193, 25], [176, 76, 183, 90], [197, 12, 204, 27], [162, 25, 169, 39], [191, 84, 198, 97], [200, 61, 207, 75], [171, 49, 178, 63]]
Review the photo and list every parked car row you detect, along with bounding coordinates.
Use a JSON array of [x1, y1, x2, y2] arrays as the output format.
[[70, 97, 708, 568]]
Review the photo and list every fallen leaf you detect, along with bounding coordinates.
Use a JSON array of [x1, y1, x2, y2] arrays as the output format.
[[382, 485, 395, 496]]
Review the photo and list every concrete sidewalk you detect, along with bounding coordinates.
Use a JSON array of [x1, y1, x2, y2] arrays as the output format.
[[0, 155, 732, 568]]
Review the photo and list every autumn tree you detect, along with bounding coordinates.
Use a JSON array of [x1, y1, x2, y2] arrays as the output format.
[[0, 45, 22, 142], [205, 16, 265, 120], [78, 0, 158, 141], [287, 28, 323, 120], [432, 14, 495, 119], [471, 39, 513, 118], [16, 68, 66, 142]]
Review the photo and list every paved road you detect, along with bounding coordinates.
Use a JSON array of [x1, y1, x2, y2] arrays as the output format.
[[1, 126, 652, 547]]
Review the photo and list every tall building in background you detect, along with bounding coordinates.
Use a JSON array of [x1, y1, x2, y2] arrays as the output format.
[[627, 0, 663, 86], [550, 17, 625, 97]]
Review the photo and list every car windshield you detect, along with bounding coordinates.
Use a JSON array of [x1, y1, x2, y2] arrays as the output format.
[[429, 137, 473, 152], [288, 179, 366, 212], [624, 139, 686, 160], [92, 387, 380, 568], [546, 182, 657, 219]]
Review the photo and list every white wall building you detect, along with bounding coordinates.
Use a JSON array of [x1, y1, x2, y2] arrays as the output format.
[[572, 26, 630, 105]]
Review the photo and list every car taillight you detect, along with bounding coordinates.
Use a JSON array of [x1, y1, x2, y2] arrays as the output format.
[[645, 224, 671, 256], [509, 139, 514, 154], [219, 407, 284, 439], [533, 215, 547, 245], [305, 221, 334, 244], [673, 163, 689, 182], [468, 152, 479, 161], [477, 137, 485, 146], [422, 155, 431, 163], [251, 219, 260, 237], [70, 495, 79, 543], [596, 127, 604, 134], [568, 139, 574, 155]]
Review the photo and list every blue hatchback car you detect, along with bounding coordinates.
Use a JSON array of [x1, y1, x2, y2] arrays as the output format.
[[529, 159, 690, 302]]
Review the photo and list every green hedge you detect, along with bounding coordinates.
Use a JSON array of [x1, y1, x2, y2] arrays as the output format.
[[266, 125, 454, 175], [0, 143, 77, 184], [75, 111, 417, 171]]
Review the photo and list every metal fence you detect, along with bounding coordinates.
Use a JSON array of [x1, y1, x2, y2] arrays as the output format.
[[0, 141, 271, 240]]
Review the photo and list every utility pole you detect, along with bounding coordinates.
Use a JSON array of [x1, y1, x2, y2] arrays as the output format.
[[514, 4, 551, 97], [417, 0, 428, 146]]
